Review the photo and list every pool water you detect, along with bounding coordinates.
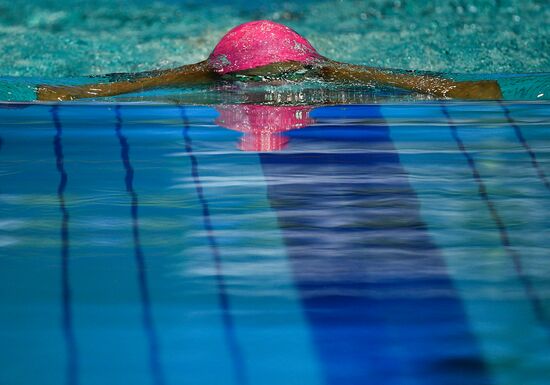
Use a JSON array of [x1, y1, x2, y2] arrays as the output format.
[[0, 0, 549, 102], [0, 0, 549, 76], [1, 0, 550, 384], [1, 102, 550, 385]]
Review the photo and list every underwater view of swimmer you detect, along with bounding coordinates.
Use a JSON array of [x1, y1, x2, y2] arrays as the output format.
[[36, 20, 503, 102]]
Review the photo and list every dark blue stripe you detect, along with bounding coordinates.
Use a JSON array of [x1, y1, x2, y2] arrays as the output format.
[[260, 106, 488, 385], [442, 105, 547, 325], [51, 106, 79, 385], [114, 105, 166, 385], [498, 101, 550, 192], [179, 107, 248, 385]]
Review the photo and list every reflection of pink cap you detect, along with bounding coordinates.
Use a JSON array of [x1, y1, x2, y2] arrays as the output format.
[[215, 104, 314, 151], [209, 20, 322, 74]]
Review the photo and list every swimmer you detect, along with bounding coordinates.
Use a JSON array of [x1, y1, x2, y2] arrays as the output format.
[[36, 20, 502, 101]]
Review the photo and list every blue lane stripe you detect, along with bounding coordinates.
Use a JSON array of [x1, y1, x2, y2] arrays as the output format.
[[442, 105, 547, 326], [51, 106, 79, 385], [179, 107, 248, 385], [260, 106, 488, 385], [498, 101, 550, 192], [114, 105, 166, 385]]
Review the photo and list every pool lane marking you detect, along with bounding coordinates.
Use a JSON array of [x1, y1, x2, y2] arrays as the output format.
[[179, 106, 248, 385], [260, 106, 489, 385], [442, 105, 547, 326], [51, 105, 79, 385], [114, 105, 166, 385], [498, 101, 550, 193]]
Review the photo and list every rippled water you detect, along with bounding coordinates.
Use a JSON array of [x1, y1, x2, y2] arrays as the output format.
[[1, 0, 550, 384], [1, 72, 549, 103], [0, 0, 548, 77], [0, 0, 548, 102], [1, 102, 549, 384]]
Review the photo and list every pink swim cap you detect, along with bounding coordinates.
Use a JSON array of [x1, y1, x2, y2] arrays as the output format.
[[209, 20, 322, 74]]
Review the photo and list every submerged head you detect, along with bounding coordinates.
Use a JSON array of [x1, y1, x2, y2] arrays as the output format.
[[208, 20, 322, 74]]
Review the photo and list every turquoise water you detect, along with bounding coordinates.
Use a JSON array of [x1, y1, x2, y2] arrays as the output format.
[[1, 0, 549, 76], [0, 0, 549, 101]]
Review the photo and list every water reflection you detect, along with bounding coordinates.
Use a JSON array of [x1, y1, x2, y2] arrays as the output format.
[[215, 104, 314, 151]]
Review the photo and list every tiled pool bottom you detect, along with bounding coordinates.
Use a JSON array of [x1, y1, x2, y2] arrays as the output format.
[[0, 102, 549, 385]]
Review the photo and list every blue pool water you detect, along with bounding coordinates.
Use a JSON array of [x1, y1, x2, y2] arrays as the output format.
[[1, 102, 550, 385], [1, 0, 550, 384]]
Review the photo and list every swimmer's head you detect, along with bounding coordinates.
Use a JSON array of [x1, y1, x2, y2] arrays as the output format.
[[208, 20, 322, 74]]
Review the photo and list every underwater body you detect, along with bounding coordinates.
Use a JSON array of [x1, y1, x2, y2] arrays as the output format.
[[1, 1, 550, 385]]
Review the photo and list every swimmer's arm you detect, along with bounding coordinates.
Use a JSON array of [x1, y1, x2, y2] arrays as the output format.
[[318, 60, 503, 100], [36, 61, 217, 101]]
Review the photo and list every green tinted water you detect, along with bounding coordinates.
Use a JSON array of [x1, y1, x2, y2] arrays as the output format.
[[0, 0, 548, 77]]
